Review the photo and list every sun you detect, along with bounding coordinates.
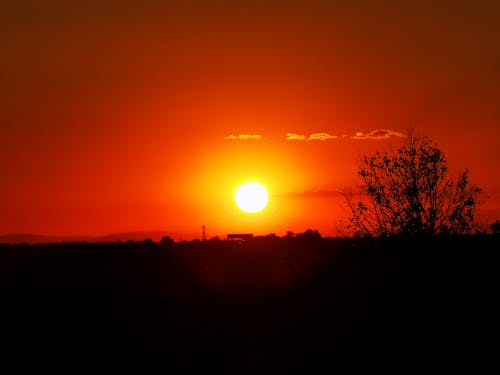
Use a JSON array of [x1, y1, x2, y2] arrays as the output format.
[[235, 182, 269, 213]]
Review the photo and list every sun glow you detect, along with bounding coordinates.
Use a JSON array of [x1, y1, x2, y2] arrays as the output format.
[[235, 182, 269, 213]]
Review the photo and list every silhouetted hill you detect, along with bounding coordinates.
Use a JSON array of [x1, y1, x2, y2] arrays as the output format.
[[0, 233, 97, 244], [0, 235, 498, 374], [87, 230, 178, 243], [0, 231, 179, 244]]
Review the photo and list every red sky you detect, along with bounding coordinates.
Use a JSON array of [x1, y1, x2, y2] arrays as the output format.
[[1, 0, 499, 239]]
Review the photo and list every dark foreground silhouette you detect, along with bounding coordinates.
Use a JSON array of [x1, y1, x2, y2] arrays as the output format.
[[1, 234, 499, 374]]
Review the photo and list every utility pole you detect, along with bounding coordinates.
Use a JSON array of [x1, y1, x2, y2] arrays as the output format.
[[201, 224, 206, 241]]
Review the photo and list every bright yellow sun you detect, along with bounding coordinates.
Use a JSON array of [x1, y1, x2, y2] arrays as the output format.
[[235, 182, 269, 213]]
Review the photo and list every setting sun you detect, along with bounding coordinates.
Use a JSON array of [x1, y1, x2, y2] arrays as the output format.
[[235, 182, 269, 213]]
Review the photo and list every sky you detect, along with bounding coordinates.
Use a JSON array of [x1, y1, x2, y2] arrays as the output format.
[[1, 0, 499, 239]]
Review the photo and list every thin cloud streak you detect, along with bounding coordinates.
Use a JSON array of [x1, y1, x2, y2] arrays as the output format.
[[350, 129, 406, 140], [286, 129, 406, 141], [224, 134, 266, 141], [286, 133, 308, 141], [286, 132, 337, 141], [308, 132, 338, 141], [224, 129, 405, 142]]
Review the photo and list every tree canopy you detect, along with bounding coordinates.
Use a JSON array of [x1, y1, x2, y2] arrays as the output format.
[[342, 134, 482, 237]]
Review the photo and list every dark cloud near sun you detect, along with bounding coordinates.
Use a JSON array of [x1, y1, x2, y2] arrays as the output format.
[[278, 189, 343, 198]]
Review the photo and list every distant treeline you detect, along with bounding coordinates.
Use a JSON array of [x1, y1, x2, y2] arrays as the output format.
[[0, 234, 498, 374]]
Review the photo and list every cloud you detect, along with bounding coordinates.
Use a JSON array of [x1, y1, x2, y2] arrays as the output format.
[[350, 129, 406, 140], [286, 133, 308, 141], [285, 129, 405, 142], [224, 134, 265, 141], [308, 132, 338, 141], [286, 132, 337, 141]]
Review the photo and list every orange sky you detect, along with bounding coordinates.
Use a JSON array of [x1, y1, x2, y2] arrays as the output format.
[[1, 1, 499, 239]]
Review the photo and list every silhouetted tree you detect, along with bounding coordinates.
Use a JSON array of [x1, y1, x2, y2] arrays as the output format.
[[160, 236, 175, 247], [296, 229, 321, 240], [342, 133, 482, 236], [490, 220, 500, 235]]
